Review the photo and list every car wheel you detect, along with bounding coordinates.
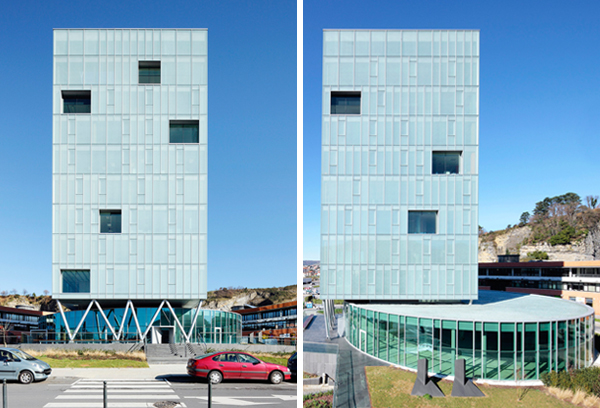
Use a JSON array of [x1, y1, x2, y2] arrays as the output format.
[[208, 370, 223, 384], [18, 370, 34, 384], [269, 370, 283, 384]]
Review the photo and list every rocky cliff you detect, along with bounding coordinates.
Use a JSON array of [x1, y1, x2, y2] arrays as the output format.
[[479, 223, 600, 262], [203, 285, 296, 311]]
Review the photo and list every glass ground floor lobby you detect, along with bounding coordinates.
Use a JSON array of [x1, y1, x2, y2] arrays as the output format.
[[39, 306, 242, 344], [345, 291, 595, 381]]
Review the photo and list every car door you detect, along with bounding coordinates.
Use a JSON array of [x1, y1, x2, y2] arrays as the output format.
[[213, 353, 242, 379], [0, 351, 17, 380], [237, 353, 268, 380]]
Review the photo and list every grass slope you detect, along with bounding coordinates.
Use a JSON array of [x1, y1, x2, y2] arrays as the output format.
[[366, 366, 576, 408]]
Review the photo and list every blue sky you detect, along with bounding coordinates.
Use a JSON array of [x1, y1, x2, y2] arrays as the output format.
[[0, 0, 296, 294], [303, 0, 600, 260]]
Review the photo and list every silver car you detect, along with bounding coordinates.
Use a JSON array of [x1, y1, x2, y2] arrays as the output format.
[[0, 348, 52, 384]]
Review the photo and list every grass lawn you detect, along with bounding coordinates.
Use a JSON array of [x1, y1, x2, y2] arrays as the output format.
[[40, 357, 149, 368], [254, 354, 290, 366], [365, 366, 576, 408]]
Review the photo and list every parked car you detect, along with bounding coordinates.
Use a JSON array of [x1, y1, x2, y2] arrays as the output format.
[[287, 352, 297, 381], [0, 348, 52, 384], [187, 351, 291, 384]]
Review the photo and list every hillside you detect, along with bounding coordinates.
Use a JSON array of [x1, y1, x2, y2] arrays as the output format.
[[0, 285, 297, 313], [204, 285, 296, 311], [479, 193, 600, 262]]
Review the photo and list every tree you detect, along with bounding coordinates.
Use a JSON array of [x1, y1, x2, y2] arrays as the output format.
[[519, 212, 530, 226], [22, 289, 28, 296], [43, 290, 50, 296], [586, 195, 598, 209], [9, 289, 17, 295]]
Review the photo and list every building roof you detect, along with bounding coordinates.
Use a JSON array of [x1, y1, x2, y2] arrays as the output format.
[[0, 305, 44, 316], [235, 301, 296, 315], [355, 290, 593, 322]]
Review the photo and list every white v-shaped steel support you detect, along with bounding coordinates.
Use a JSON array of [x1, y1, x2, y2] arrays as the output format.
[[164, 300, 190, 343], [186, 301, 203, 341], [142, 300, 167, 339], [70, 300, 96, 340], [56, 300, 74, 342], [116, 300, 143, 341], [92, 300, 118, 339]]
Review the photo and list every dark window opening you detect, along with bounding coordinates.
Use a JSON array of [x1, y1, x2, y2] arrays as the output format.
[[62, 270, 90, 293], [62, 91, 91, 113], [170, 120, 199, 143], [331, 91, 361, 115], [139, 61, 161, 84], [408, 211, 437, 234], [100, 210, 121, 233], [432, 152, 460, 174]]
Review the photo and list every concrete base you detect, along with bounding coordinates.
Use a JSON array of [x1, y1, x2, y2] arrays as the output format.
[[451, 359, 485, 397], [411, 359, 445, 397]]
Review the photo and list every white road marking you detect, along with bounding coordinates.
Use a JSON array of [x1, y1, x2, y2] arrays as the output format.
[[66, 389, 175, 393], [57, 394, 179, 399], [44, 403, 186, 408], [186, 396, 278, 406]]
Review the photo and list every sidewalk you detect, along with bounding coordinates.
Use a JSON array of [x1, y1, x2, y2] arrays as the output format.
[[51, 364, 187, 380]]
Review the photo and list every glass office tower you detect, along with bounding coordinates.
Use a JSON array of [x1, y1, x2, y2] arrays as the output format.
[[51, 29, 237, 343], [320, 30, 594, 381], [321, 30, 479, 301]]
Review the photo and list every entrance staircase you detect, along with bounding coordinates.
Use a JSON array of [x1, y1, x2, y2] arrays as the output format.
[[145, 343, 208, 364]]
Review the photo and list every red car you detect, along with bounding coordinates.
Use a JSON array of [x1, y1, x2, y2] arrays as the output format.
[[187, 351, 292, 384]]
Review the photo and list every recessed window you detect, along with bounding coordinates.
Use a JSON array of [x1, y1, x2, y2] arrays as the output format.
[[62, 91, 91, 113], [331, 91, 361, 115], [100, 210, 121, 233], [432, 152, 461, 174], [139, 61, 161, 84], [170, 120, 199, 143], [408, 211, 437, 234], [62, 270, 90, 293]]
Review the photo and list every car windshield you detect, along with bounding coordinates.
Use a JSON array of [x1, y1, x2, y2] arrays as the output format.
[[10, 350, 37, 361]]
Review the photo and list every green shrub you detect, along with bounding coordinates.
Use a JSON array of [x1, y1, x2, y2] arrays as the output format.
[[527, 250, 549, 260], [541, 368, 600, 397]]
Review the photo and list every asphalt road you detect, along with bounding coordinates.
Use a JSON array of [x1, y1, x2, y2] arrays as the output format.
[[2, 374, 297, 408]]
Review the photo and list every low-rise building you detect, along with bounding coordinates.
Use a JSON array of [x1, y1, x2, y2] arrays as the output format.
[[479, 260, 600, 314], [236, 301, 297, 344]]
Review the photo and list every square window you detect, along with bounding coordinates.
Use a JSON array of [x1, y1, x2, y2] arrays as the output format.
[[432, 151, 461, 174], [62, 91, 91, 113], [62, 270, 90, 293], [139, 61, 161, 84], [170, 120, 199, 143], [408, 211, 437, 234], [331, 91, 361, 115], [100, 210, 121, 233]]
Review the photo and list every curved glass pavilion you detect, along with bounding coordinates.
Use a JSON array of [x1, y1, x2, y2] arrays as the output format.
[[40, 307, 241, 344], [345, 291, 595, 381]]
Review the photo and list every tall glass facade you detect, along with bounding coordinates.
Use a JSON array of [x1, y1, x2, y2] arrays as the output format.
[[40, 308, 241, 344], [346, 301, 595, 381], [52, 29, 208, 303], [321, 30, 479, 301]]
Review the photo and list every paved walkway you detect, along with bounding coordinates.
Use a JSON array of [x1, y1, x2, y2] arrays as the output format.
[[303, 313, 386, 408], [52, 364, 187, 380]]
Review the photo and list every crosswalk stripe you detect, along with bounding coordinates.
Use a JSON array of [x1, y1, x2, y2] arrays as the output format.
[[44, 403, 187, 408], [66, 389, 175, 393], [57, 395, 179, 400], [71, 385, 171, 388]]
